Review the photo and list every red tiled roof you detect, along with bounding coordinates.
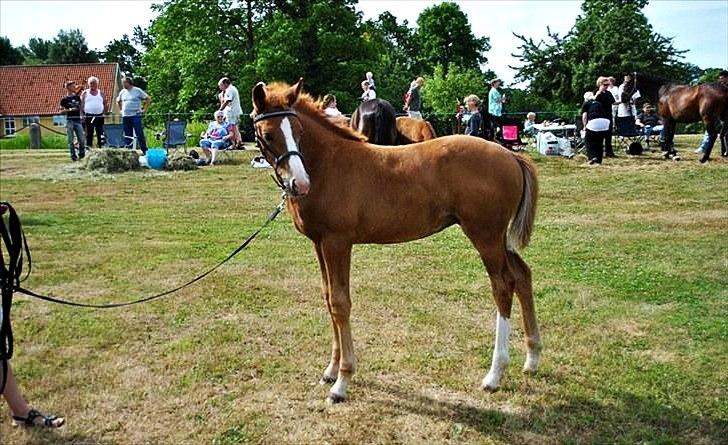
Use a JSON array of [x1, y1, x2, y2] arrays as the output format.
[[0, 63, 120, 116]]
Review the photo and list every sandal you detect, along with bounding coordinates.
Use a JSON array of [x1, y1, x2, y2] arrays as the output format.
[[12, 409, 65, 428]]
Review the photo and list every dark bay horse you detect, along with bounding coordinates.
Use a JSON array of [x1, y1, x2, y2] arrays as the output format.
[[252, 79, 541, 404], [395, 116, 437, 144], [350, 98, 398, 145], [658, 83, 728, 162]]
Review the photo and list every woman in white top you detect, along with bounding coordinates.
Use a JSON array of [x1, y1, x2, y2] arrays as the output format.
[[81, 76, 107, 147], [360, 80, 376, 101], [321, 94, 342, 118]]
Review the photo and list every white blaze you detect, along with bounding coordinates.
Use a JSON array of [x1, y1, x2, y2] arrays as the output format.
[[280, 117, 309, 185]]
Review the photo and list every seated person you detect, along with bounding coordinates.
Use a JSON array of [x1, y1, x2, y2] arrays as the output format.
[[321, 94, 342, 118], [524, 112, 537, 137], [199, 111, 231, 166], [635, 103, 663, 139], [463, 95, 483, 138]]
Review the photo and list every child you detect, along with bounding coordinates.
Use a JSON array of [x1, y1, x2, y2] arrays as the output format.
[[524, 112, 537, 137]]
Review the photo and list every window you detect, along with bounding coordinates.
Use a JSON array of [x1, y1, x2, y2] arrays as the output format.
[[53, 115, 67, 127], [22, 116, 39, 127], [4, 118, 16, 136]]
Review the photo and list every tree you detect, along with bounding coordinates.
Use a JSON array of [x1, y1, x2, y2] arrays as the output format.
[[0, 37, 24, 65], [102, 35, 142, 77], [46, 29, 99, 64], [415, 2, 490, 74], [512, 0, 690, 107], [20, 37, 51, 64], [421, 64, 487, 115], [19, 30, 98, 64], [362, 12, 421, 109]]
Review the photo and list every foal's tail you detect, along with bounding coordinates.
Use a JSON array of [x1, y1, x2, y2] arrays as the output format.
[[508, 155, 539, 251]]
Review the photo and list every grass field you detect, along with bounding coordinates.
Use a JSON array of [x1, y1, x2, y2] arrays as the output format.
[[0, 136, 726, 444]]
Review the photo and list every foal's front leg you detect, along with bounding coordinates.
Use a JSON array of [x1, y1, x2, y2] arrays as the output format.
[[315, 243, 340, 385], [320, 240, 356, 404]]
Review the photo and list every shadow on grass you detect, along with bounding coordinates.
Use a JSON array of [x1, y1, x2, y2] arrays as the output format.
[[365, 380, 727, 443], [15, 430, 112, 445]]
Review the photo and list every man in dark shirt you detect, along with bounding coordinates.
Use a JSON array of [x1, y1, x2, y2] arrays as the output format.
[[60, 80, 85, 161], [636, 103, 663, 144]]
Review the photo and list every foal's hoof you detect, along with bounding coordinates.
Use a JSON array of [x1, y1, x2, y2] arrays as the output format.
[[481, 383, 500, 393], [522, 367, 538, 376], [326, 393, 346, 405], [319, 375, 336, 385]]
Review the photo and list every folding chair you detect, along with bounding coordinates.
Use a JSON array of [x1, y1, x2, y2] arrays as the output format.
[[614, 116, 644, 152], [499, 124, 526, 151], [103, 124, 130, 148], [573, 119, 586, 154], [156, 119, 190, 154]]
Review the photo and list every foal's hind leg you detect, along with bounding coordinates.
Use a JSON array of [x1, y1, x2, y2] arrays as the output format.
[[506, 250, 542, 374], [315, 243, 340, 385], [463, 228, 516, 392]]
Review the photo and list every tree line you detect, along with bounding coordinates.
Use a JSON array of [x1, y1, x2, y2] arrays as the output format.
[[1, 0, 722, 121]]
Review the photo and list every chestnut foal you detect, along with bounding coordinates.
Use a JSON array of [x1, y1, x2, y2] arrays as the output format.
[[252, 79, 541, 404]]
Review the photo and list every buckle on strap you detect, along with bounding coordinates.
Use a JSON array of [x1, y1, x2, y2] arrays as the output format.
[[253, 110, 298, 123]]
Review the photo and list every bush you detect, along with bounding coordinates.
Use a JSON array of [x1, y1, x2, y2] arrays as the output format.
[[82, 149, 140, 173]]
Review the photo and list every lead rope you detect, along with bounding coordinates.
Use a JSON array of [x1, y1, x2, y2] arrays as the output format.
[[0, 202, 32, 393], [0, 198, 285, 393]]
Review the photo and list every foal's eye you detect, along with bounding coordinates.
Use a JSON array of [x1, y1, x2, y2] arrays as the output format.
[[264, 133, 273, 142]]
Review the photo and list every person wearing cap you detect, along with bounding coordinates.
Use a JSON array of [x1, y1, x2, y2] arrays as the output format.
[[488, 78, 506, 136], [59, 80, 85, 161]]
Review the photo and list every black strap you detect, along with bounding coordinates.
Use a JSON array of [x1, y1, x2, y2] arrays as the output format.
[[0, 199, 285, 392]]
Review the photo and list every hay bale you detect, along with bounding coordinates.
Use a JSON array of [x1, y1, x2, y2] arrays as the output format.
[[165, 151, 198, 171], [82, 149, 140, 173]]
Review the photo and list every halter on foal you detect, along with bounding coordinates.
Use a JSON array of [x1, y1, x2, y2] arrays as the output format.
[[252, 79, 542, 404]]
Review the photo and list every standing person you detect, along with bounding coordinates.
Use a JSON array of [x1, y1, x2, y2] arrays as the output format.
[[116, 77, 150, 154], [60, 80, 85, 161], [365, 71, 376, 92], [81, 76, 107, 148], [582, 79, 614, 165], [463, 95, 483, 137], [2, 364, 64, 428], [617, 72, 640, 118], [605, 76, 620, 157], [360, 80, 376, 101], [404, 77, 424, 120], [488, 78, 506, 136], [217, 77, 242, 147]]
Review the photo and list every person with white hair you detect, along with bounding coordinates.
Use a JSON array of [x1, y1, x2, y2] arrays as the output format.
[[81, 76, 107, 148], [218, 77, 242, 147], [199, 110, 232, 166]]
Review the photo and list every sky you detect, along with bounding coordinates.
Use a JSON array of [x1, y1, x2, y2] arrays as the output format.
[[1, 0, 726, 86]]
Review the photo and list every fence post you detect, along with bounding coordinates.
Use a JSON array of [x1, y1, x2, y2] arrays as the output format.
[[29, 122, 41, 149]]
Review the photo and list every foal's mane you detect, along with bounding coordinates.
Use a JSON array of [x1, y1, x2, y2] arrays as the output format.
[[264, 82, 366, 142]]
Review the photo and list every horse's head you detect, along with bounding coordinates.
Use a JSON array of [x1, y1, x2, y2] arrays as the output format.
[[252, 79, 310, 197]]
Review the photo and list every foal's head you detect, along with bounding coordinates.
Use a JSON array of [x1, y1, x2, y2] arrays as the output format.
[[252, 79, 310, 196]]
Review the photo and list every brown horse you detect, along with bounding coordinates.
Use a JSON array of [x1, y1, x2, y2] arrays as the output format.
[[658, 83, 728, 162], [252, 79, 541, 404], [395, 116, 437, 144]]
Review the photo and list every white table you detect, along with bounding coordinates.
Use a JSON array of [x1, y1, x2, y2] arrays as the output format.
[[533, 123, 577, 147]]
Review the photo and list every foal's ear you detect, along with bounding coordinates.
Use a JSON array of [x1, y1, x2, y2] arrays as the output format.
[[252, 82, 267, 113], [287, 78, 304, 107]]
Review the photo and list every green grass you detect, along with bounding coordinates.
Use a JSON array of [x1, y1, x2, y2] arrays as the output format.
[[0, 122, 209, 150], [0, 135, 726, 444]]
